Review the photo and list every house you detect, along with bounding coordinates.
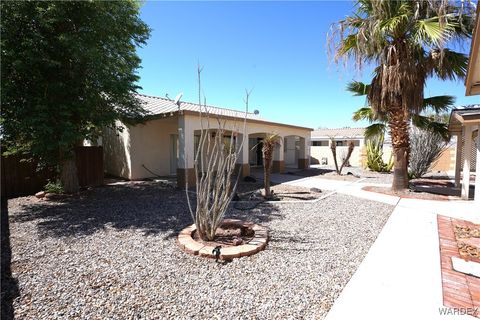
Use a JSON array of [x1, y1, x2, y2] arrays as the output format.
[[310, 127, 457, 174], [310, 127, 367, 167], [102, 93, 312, 187], [449, 4, 480, 203]]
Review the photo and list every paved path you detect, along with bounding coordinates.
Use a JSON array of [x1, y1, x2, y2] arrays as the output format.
[[270, 173, 480, 320]]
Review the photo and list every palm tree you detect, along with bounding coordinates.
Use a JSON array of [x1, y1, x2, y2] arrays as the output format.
[[348, 80, 454, 141], [331, 0, 474, 191], [262, 134, 281, 199]]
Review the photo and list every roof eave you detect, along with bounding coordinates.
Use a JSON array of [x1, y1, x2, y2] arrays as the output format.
[[465, 5, 480, 96]]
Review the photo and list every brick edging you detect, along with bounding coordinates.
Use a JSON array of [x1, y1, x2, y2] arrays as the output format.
[[437, 215, 480, 317], [177, 219, 269, 259]]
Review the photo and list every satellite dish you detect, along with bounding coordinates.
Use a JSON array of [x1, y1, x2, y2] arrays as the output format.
[[174, 92, 183, 106], [253, 109, 260, 115]]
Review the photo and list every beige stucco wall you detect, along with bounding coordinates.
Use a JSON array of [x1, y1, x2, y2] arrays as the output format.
[[311, 146, 363, 167], [103, 113, 311, 180], [128, 116, 179, 179], [180, 113, 311, 168], [103, 120, 132, 179], [430, 147, 456, 172], [311, 139, 364, 167]]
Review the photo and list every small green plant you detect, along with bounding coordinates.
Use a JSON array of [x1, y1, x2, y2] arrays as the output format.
[[366, 134, 393, 172], [44, 180, 64, 194]]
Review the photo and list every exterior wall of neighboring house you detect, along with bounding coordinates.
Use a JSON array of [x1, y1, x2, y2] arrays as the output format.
[[310, 127, 460, 174], [430, 147, 456, 173], [310, 138, 364, 167]]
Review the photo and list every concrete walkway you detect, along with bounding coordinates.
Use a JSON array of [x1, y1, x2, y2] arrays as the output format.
[[270, 173, 480, 319]]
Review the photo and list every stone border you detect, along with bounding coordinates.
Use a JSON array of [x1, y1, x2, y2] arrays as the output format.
[[177, 219, 269, 260], [438, 215, 480, 316]]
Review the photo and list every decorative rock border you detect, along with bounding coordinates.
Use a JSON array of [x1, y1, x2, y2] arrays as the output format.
[[177, 219, 269, 260]]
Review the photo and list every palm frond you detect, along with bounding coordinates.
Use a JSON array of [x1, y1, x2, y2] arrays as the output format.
[[412, 114, 450, 141], [414, 16, 455, 47], [352, 107, 375, 122], [346, 81, 371, 96], [338, 34, 359, 56], [364, 123, 387, 139], [422, 95, 455, 113], [429, 49, 468, 80]]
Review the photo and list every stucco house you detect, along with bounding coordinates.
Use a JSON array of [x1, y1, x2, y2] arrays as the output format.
[[310, 127, 367, 167], [102, 93, 312, 186]]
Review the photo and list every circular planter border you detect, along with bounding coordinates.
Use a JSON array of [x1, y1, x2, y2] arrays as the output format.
[[177, 219, 269, 259]]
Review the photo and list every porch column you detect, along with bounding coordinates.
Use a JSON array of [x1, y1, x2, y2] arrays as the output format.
[[475, 126, 480, 205], [298, 136, 310, 169], [235, 133, 250, 177], [462, 125, 473, 199], [177, 115, 196, 188], [272, 136, 285, 173], [454, 131, 463, 188]]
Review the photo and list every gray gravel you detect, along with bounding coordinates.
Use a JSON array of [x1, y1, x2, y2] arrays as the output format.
[[8, 182, 393, 319], [311, 165, 394, 184]]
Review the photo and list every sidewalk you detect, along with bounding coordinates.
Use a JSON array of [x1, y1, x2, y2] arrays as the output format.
[[326, 200, 478, 320], [270, 173, 480, 319]]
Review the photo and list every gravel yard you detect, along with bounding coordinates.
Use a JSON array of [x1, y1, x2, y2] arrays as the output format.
[[309, 165, 394, 184], [7, 182, 393, 319]]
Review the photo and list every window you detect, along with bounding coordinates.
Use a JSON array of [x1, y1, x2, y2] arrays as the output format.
[[312, 140, 328, 147], [334, 140, 360, 147]]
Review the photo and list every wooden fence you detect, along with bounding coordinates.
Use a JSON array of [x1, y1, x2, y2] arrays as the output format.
[[1, 146, 104, 199]]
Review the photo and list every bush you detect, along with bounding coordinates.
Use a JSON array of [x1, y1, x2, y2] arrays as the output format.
[[44, 180, 64, 194], [409, 126, 448, 179]]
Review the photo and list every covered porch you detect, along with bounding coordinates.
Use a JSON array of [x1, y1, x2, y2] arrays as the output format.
[[177, 112, 312, 187], [448, 107, 480, 204]]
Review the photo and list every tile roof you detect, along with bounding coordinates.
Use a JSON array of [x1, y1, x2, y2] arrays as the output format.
[[311, 127, 365, 138], [136, 93, 261, 120]]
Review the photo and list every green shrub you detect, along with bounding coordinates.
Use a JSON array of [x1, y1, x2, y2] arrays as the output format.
[[366, 134, 393, 172], [45, 180, 64, 194]]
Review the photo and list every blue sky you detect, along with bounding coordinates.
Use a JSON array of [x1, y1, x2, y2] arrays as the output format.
[[137, 1, 479, 129]]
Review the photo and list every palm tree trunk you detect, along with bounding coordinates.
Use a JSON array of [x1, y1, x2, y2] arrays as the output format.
[[388, 108, 409, 192], [264, 155, 271, 198]]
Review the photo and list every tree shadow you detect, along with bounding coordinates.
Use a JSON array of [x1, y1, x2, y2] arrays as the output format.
[[228, 201, 281, 225], [1, 197, 19, 320], [10, 182, 283, 241], [11, 182, 192, 240]]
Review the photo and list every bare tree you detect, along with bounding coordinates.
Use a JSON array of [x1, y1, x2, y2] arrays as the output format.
[[184, 66, 248, 241], [330, 138, 355, 175], [409, 126, 448, 179]]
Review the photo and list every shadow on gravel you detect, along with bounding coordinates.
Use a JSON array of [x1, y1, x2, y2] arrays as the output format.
[[1, 197, 19, 320], [10, 182, 281, 240], [229, 200, 282, 225]]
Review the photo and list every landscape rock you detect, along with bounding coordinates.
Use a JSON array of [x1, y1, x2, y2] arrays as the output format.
[[35, 191, 46, 198], [7, 183, 393, 319]]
